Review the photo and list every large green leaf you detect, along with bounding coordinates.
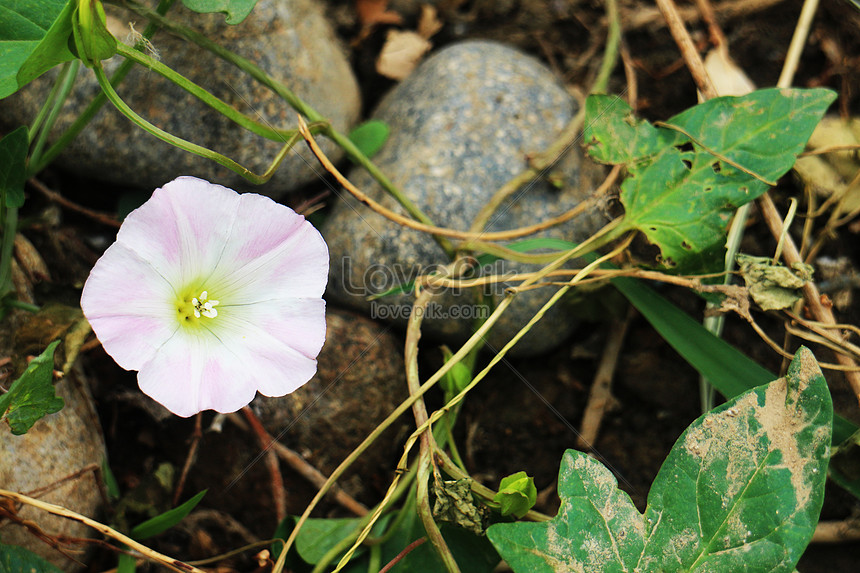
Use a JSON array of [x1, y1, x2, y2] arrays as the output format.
[[0, 340, 64, 434], [0, 0, 76, 99], [584, 89, 836, 272], [487, 348, 832, 572], [0, 543, 62, 573], [181, 0, 257, 24]]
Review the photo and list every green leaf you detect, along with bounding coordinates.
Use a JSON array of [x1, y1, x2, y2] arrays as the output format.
[[181, 0, 258, 25], [0, 0, 76, 99], [584, 89, 836, 273], [295, 518, 362, 564], [348, 120, 390, 159], [130, 490, 206, 540], [488, 348, 832, 572], [0, 543, 62, 573], [493, 471, 537, 519], [0, 340, 64, 434], [0, 126, 28, 208]]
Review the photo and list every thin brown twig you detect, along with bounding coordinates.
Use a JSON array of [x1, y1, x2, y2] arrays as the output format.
[[811, 519, 860, 543], [28, 178, 121, 228], [626, 0, 783, 31], [0, 489, 205, 573], [655, 0, 718, 100], [577, 307, 634, 449], [241, 407, 287, 524], [758, 194, 860, 400], [226, 413, 368, 516], [298, 115, 617, 243]]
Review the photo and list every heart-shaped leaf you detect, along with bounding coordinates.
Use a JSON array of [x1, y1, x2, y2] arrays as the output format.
[[487, 347, 832, 572], [584, 89, 836, 272]]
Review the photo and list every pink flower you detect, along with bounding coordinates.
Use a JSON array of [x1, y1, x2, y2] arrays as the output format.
[[81, 176, 328, 417]]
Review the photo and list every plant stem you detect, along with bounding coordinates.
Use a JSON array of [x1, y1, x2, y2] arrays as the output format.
[[33, 0, 178, 174], [114, 43, 296, 142], [29, 60, 80, 170], [112, 0, 442, 241], [90, 63, 302, 184]]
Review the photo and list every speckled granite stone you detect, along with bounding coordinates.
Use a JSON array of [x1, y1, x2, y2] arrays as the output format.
[[323, 41, 609, 356], [0, 0, 360, 196], [0, 374, 106, 572]]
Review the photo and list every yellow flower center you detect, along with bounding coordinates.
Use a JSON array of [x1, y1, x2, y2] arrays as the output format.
[[176, 290, 220, 326]]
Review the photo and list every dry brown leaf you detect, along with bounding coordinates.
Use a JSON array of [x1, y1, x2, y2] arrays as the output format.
[[417, 5, 443, 39], [699, 45, 755, 100], [355, 0, 403, 28], [376, 29, 433, 80]]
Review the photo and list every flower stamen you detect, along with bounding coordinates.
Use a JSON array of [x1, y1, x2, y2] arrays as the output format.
[[192, 290, 219, 318]]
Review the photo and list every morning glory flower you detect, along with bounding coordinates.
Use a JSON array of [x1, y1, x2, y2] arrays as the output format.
[[81, 176, 328, 417]]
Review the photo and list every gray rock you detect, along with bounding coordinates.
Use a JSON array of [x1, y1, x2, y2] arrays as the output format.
[[252, 308, 407, 495], [0, 0, 360, 196], [323, 41, 608, 356], [0, 372, 107, 572]]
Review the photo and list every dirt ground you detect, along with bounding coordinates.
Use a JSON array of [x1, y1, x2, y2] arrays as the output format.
[[8, 0, 860, 571]]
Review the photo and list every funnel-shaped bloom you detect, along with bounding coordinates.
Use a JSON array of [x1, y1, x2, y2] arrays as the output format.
[[81, 176, 328, 417]]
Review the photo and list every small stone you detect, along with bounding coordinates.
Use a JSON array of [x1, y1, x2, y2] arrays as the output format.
[[0, 373, 106, 572], [252, 309, 407, 494], [0, 0, 360, 196], [323, 41, 608, 356]]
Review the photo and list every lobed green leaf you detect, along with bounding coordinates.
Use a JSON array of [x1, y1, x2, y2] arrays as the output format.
[[488, 348, 832, 572], [584, 89, 836, 273]]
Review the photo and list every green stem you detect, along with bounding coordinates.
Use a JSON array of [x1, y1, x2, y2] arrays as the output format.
[[591, 0, 622, 95], [33, 0, 178, 174], [6, 299, 41, 312], [29, 60, 80, 169], [111, 0, 454, 257], [114, 43, 296, 142], [90, 63, 302, 184]]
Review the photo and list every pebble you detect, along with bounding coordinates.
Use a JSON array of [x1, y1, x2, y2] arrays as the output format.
[[0, 373, 107, 572], [323, 41, 608, 356], [0, 0, 360, 196]]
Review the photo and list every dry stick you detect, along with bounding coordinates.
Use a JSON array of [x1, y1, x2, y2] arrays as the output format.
[[296, 116, 608, 242], [758, 196, 860, 402], [576, 307, 635, 449], [694, 0, 727, 48], [655, 0, 718, 100], [0, 489, 205, 573], [811, 519, 860, 543], [28, 178, 121, 228], [626, 0, 783, 31], [225, 413, 369, 517], [777, 0, 821, 89], [404, 290, 460, 573], [241, 407, 287, 524]]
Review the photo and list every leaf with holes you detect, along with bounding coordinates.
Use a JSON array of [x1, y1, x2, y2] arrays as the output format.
[[487, 347, 832, 573], [584, 89, 836, 272]]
